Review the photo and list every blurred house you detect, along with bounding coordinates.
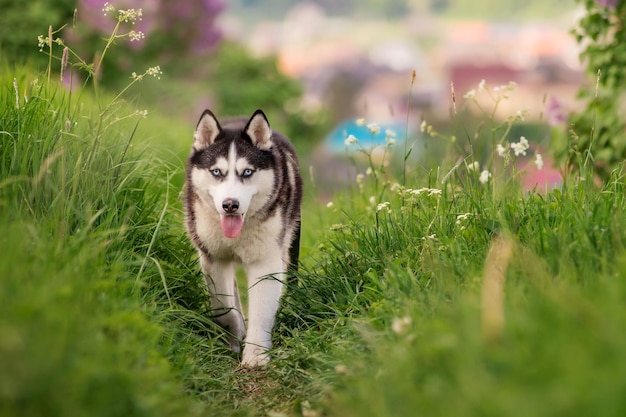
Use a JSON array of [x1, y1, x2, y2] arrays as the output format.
[[220, 2, 584, 130], [440, 21, 584, 120]]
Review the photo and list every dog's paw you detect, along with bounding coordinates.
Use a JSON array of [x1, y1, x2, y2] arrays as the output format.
[[227, 335, 242, 353], [241, 345, 270, 367]]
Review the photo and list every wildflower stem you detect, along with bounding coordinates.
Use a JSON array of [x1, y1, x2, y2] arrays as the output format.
[[93, 20, 122, 104], [403, 70, 416, 186], [47, 26, 53, 86], [583, 69, 602, 171]]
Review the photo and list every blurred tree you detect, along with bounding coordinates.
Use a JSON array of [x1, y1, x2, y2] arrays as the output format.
[[0, 0, 76, 68], [70, 0, 224, 87], [228, 0, 409, 19], [557, 0, 626, 179], [439, 0, 574, 20], [314, 0, 355, 16], [429, 0, 450, 13], [210, 43, 301, 117], [209, 42, 330, 151]]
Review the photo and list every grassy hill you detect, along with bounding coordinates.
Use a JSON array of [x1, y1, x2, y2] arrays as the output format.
[[2, 40, 626, 417]]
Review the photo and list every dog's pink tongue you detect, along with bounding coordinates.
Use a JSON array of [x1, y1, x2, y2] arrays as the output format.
[[221, 214, 244, 238]]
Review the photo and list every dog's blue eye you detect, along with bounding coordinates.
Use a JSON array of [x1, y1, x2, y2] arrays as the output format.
[[242, 169, 254, 178], [211, 169, 222, 177]]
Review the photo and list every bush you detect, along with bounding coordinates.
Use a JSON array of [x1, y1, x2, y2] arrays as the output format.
[[563, 0, 626, 179]]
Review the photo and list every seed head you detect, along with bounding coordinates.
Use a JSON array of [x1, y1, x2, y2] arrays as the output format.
[[60, 47, 69, 82], [13, 78, 19, 110]]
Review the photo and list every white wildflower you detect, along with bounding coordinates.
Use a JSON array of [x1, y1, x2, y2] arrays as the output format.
[[496, 144, 508, 157], [464, 89, 476, 99], [102, 2, 115, 16], [118, 7, 143, 24], [479, 169, 491, 184], [367, 123, 380, 135], [420, 120, 427, 133], [409, 188, 442, 197], [456, 213, 472, 229], [456, 213, 471, 224], [145, 66, 162, 79], [376, 201, 390, 213], [326, 201, 334, 208], [385, 129, 397, 145], [355, 118, 365, 126], [392, 316, 412, 334], [37, 35, 46, 51], [534, 153, 544, 170], [366, 167, 373, 176], [128, 30, 145, 42], [335, 364, 348, 374], [467, 161, 480, 172], [511, 136, 529, 156], [426, 188, 442, 196], [356, 173, 365, 185], [344, 134, 359, 146], [478, 79, 486, 91]]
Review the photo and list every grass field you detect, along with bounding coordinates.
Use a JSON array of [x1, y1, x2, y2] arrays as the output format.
[[2, 60, 626, 417]]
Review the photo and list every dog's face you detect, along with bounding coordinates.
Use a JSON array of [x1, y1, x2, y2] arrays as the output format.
[[188, 110, 275, 238]]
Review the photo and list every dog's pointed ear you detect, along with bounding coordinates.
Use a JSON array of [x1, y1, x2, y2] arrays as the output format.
[[194, 110, 222, 150], [245, 109, 272, 150]]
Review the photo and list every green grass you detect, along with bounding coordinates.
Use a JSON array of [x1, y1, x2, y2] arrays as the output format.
[[308, 173, 626, 417], [2, 62, 626, 417]]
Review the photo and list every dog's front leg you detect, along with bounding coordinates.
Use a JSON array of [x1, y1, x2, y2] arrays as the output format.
[[199, 253, 246, 352], [241, 258, 285, 367]]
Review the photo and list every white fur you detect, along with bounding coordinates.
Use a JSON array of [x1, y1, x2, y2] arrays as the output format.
[[191, 143, 274, 219]]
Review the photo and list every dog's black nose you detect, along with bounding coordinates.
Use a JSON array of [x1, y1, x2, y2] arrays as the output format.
[[222, 198, 239, 214]]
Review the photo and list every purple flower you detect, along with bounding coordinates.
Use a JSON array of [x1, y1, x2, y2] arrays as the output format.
[[595, 0, 619, 9], [160, 0, 225, 54], [545, 96, 567, 127], [77, 0, 223, 54]]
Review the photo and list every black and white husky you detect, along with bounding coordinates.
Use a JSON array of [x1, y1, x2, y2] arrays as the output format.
[[185, 109, 302, 367]]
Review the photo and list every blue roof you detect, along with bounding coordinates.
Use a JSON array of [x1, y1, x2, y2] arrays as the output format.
[[324, 120, 407, 154]]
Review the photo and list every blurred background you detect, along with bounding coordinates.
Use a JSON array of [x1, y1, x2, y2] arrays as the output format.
[[1, 0, 583, 187]]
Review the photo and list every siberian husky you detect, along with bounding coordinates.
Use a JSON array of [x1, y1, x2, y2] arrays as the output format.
[[184, 109, 302, 367]]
